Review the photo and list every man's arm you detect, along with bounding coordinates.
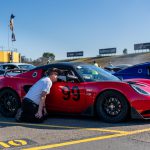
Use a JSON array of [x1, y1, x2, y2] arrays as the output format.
[[35, 91, 47, 118]]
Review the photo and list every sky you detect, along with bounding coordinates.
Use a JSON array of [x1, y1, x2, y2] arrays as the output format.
[[0, 0, 150, 60]]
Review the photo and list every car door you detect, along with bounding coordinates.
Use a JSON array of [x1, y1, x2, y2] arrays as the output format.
[[45, 68, 86, 114]]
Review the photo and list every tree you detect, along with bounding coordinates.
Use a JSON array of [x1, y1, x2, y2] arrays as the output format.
[[123, 49, 128, 55], [42, 52, 55, 63], [43, 52, 55, 59]]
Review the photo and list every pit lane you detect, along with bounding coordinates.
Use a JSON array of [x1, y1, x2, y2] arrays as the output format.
[[1, 114, 150, 150]]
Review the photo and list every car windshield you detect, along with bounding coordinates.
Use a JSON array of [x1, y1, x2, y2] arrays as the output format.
[[76, 64, 120, 82], [18, 64, 35, 70]]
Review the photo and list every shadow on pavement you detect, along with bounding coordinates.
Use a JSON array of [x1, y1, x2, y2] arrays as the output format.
[[0, 113, 150, 130]]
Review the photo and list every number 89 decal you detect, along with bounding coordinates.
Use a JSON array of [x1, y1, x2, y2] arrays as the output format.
[[62, 86, 80, 101]]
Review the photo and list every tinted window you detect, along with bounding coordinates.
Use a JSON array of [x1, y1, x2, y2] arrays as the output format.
[[3, 65, 18, 69]]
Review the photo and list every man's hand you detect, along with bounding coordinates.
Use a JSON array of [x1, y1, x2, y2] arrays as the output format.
[[35, 111, 43, 119], [36, 91, 47, 119], [43, 107, 48, 116]]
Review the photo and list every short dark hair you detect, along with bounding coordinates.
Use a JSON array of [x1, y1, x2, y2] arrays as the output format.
[[47, 68, 59, 76]]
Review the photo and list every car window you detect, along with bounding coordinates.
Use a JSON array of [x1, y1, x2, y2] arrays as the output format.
[[43, 67, 78, 83], [0, 70, 4, 75], [3, 65, 6, 69], [3, 65, 18, 70], [76, 64, 120, 82]]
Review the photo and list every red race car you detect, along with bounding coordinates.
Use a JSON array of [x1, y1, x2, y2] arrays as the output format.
[[0, 62, 150, 123]]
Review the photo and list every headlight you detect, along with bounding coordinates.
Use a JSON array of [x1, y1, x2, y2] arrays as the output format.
[[131, 84, 150, 96]]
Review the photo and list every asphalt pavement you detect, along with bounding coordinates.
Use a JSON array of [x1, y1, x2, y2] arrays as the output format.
[[0, 113, 150, 150]]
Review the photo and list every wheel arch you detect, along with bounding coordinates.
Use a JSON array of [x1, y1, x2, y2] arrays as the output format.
[[0, 87, 21, 105], [94, 89, 131, 116], [0, 87, 22, 117]]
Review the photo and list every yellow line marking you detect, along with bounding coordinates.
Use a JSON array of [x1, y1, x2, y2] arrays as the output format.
[[83, 128, 129, 134], [128, 128, 150, 134], [8, 140, 27, 146], [0, 142, 10, 148], [22, 127, 150, 150], [0, 121, 126, 133], [8, 140, 21, 146], [22, 133, 127, 150]]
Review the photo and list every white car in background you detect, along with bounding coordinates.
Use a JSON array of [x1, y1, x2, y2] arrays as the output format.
[[0, 63, 35, 70]]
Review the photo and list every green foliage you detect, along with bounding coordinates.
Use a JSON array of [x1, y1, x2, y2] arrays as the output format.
[[123, 49, 128, 55], [43, 52, 55, 59]]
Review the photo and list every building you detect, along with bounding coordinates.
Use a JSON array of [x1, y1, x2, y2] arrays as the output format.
[[0, 50, 21, 63]]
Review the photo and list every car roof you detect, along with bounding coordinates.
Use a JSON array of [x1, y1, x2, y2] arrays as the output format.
[[119, 62, 150, 70], [115, 64, 132, 67], [32, 62, 87, 71], [131, 62, 150, 67], [114, 62, 150, 75]]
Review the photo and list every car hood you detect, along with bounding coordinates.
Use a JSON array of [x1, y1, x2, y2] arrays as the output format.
[[124, 78, 150, 94], [125, 78, 150, 85]]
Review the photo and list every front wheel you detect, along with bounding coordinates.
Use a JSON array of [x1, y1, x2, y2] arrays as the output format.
[[0, 89, 20, 117], [96, 90, 129, 123]]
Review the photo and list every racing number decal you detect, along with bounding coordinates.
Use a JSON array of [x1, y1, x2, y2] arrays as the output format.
[[72, 86, 80, 101], [62, 86, 71, 100], [62, 86, 80, 101]]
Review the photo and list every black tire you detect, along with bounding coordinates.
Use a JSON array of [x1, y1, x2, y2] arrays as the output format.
[[0, 89, 20, 117], [96, 90, 129, 123]]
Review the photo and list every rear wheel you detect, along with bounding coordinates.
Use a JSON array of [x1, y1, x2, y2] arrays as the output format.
[[96, 90, 129, 123], [0, 89, 20, 117]]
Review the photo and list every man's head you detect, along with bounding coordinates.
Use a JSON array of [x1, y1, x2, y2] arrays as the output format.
[[47, 68, 59, 82]]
